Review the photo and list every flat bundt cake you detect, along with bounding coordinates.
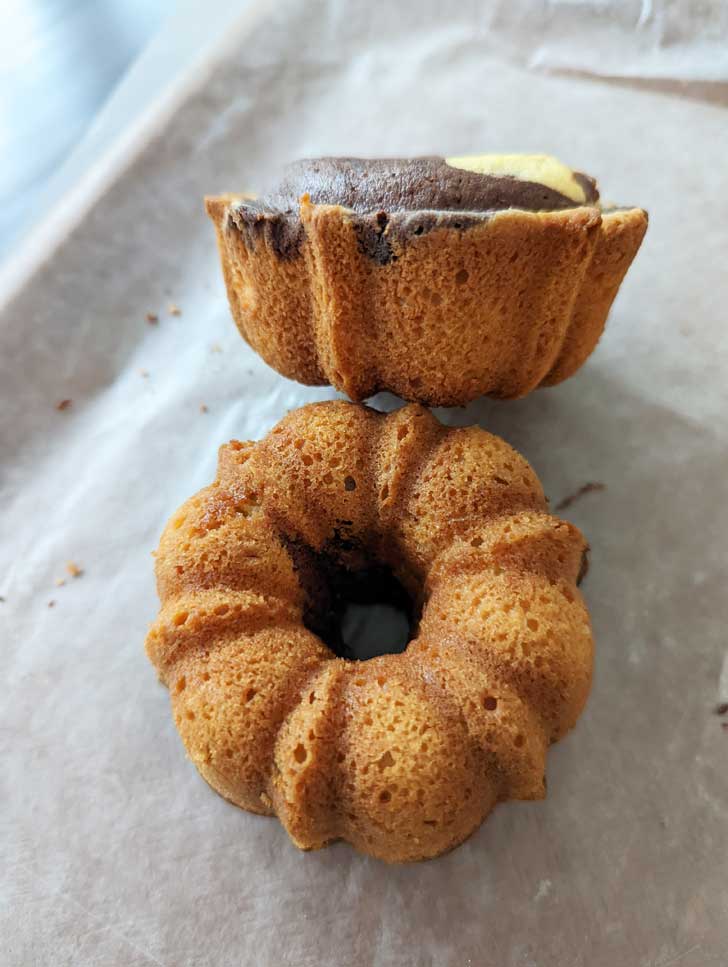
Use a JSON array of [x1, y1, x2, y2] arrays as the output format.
[[205, 154, 647, 406], [146, 402, 594, 862]]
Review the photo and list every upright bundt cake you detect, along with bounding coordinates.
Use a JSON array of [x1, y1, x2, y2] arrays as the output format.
[[206, 154, 647, 405], [146, 402, 594, 862]]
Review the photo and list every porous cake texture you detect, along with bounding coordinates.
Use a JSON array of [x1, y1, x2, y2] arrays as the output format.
[[206, 155, 647, 404], [146, 402, 593, 862]]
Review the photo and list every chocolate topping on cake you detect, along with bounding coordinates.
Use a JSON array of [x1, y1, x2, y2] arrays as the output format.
[[265, 157, 599, 214], [227, 155, 600, 261]]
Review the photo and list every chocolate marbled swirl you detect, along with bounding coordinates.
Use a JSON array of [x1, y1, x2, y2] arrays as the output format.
[[266, 157, 599, 213], [228, 156, 600, 263]]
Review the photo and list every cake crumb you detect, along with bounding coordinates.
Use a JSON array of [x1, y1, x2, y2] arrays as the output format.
[[56, 399, 73, 411], [55, 577, 66, 587], [48, 600, 56, 608], [555, 482, 606, 512], [145, 312, 159, 325], [715, 703, 728, 716], [168, 303, 182, 316], [210, 342, 222, 353], [66, 561, 83, 579], [200, 403, 209, 413]]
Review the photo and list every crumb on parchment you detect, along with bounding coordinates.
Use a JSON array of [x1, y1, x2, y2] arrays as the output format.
[[555, 482, 606, 512], [200, 404, 209, 413], [146, 312, 159, 324], [56, 399, 72, 411], [168, 303, 182, 316], [54, 561, 83, 587], [48, 600, 56, 608]]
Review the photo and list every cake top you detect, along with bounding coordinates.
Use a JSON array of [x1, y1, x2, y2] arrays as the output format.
[[261, 154, 600, 214]]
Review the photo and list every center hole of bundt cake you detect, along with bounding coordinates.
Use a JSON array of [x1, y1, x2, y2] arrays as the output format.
[[335, 568, 412, 661], [339, 601, 410, 660], [314, 565, 414, 662], [283, 537, 416, 661]]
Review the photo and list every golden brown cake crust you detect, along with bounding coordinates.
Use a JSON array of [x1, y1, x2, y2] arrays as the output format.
[[206, 194, 646, 405], [146, 402, 594, 862]]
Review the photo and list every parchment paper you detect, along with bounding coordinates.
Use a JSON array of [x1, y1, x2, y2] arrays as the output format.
[[2, 2, 727, 965]]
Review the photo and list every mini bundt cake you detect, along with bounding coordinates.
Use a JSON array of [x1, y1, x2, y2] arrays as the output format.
[[146, 402, 594, 862], [205, 155, 647, 405]]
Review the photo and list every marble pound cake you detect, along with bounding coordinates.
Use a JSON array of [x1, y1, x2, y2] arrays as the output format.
[[146, 402, 594, 862], [206, 154, 647, 404]]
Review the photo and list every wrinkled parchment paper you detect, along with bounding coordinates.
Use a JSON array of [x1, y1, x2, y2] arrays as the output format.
[[2, 2, 728, 964]]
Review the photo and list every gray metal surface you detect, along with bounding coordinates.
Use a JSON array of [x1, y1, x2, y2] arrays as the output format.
[[0, 0, 171, 256]]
